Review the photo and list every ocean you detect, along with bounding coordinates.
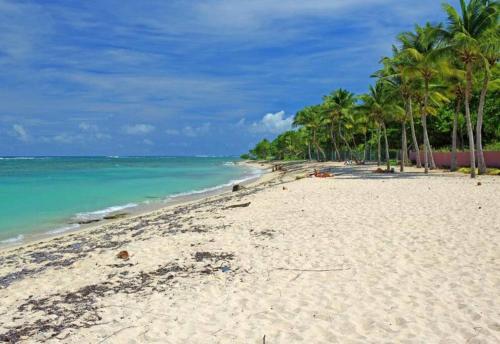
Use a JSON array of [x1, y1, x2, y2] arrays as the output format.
[[0, 156, 258, 245]]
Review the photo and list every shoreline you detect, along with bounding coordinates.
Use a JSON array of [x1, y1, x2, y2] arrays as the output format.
[[0, 161, 268, 252]]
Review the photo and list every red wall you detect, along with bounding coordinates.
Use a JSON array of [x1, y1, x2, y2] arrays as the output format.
[[409, 151, 500, 168]]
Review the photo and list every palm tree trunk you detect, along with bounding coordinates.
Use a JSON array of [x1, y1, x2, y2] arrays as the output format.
[[382, 122, 390, 171], [330, 124, 340, 161], [408, 98, 421, 168], [313, 130, 325, 161], [422, 81, 436, 170], [316, 140, 326, 161], [313, 130, 318, 161], [377, 127, 381, 166], [450, 98, 460, 172], [464, 62, 476, 178], [401, 121, 408, 172], [423, 123, 436, 169], [307, 141, 312, 161], [476, 72, 489, 174], [364, 132, 368, 161], [338, 122, 353, 161], [422, 80, 437, 172], [422, 113, 429, 174], [319, 145, 326, 161]]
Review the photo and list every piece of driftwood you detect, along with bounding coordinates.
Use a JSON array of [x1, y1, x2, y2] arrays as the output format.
[[372, 167, 395, 174], [310, 169, 333, 178], [272, 164, 286, 172], [223, 202, 251, 209], [273, 266, 350, 272]]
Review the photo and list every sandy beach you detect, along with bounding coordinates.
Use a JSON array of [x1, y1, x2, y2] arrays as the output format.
[[1, 161, 499, 343]]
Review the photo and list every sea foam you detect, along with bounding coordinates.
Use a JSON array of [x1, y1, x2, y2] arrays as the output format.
[[73, 203, 138, 221]]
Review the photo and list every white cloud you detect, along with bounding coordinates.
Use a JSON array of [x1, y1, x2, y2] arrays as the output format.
[[78, 122, 111, 140], [143, 138, 154, 145], [51, 133, 74, 144], [12, 124, 29, 142], [165, 128, 180, 135], [78, 122, 98, 131], [235, 118, 246, 127], [182, 123, 211, 137], [250, 111, 293, 134], [40, 122, 111, 144], [122, 124, 155, 135]]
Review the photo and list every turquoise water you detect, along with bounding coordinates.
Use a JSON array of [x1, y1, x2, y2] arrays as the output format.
[[0, 156, 257, 244]]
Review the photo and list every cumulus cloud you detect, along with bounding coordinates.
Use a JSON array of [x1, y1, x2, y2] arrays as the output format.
[[250, 111, 293, 134], [12, 124, 29, 142], [122, 124, 155, 135]]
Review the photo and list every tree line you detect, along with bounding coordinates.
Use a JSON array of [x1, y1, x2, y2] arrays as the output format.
[[242, 0, 499, 178]]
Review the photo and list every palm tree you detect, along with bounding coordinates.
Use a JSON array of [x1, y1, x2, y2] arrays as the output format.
[[441, 57, 467, 171], [358, 82, 403, 171], [293, 105, 327, 161], [475, 34, 499, 172], [374, 51, 418, 171], [352, 109, 371, 162], [442, 0, 499, 177], [323, 89, 356, 161], [399, 23, 447, 174]]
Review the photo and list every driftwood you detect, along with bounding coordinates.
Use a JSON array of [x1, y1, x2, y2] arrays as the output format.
[[310, 169, 333, 178], [372, 167, 395, 174], [224, 202, 251, 209], [273, 267, 350, 272]]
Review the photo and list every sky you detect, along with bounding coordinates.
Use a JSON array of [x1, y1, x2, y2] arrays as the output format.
[[0, 0, 459, 156]]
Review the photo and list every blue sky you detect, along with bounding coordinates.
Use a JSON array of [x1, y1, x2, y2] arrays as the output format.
[[0, 0, 458, 156]]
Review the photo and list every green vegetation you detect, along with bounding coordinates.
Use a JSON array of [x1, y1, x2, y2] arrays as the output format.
[[243, 0, 499, 178], [458, 167, 500, 175]]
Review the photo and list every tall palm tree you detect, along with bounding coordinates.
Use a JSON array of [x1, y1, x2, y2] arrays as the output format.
[[293, 105, 327, 161], [476, 32, 500, 173], [442, 0, 499, 177], [441, 57, 466, 171], [352, 108, 371, 162], [358, 82, 403, 171], [323, 89, 356, 161], [399, 23, 447, 174], [374, 51, 418, 171]]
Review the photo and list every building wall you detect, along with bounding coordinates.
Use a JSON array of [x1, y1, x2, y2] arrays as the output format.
[[409, 151, 500, 168]]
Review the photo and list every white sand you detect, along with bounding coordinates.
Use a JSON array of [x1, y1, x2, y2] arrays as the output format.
[[1, 162, 499, 343]]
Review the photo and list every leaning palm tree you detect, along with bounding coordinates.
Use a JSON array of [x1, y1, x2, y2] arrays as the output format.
[[399, 23, 447, 173], [442, 0, 499, 177]]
